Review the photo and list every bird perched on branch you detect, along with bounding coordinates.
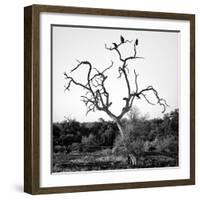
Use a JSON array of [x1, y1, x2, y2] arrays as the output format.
[[135, 39, 138, 46], [112, 42, 117, 48], [120, 35, 125, 43]]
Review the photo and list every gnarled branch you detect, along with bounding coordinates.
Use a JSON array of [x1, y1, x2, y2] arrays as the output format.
[[64, 60, 116, 118], [64, 35, 168, 121]]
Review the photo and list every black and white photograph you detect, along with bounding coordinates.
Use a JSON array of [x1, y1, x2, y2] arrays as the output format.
[[52, 25, 179, 173]]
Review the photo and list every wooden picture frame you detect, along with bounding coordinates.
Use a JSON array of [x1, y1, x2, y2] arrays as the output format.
[[24, 4, 195, 194]]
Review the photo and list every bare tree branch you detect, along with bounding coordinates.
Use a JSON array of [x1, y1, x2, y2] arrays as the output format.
[[64, 72, 89, 91], [105, 38, 143, 63], [64, 60, 117, 118], [136, 86, 169, 113], [140, 93, 155, 105], [64, 35, 168, 121]]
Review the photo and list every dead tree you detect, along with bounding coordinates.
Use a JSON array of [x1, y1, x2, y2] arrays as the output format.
[[64, 35, 168, 166]]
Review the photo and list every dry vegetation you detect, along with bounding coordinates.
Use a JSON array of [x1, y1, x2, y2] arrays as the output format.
[[52, 109, 178, 172]]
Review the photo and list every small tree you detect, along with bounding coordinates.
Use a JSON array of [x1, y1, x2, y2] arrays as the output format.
[[64, 36, 168, 166]]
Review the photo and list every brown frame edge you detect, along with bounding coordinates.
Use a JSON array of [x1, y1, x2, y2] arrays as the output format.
[[24, 4, 195, 195]]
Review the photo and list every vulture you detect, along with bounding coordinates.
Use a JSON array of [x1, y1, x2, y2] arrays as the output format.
[[112, 42, 117, 48], [135, 39, 139, 46], [120, 35, 125, 43]]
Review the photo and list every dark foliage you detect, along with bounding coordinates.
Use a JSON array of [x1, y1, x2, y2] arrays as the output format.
[[53, 119, 118, 153], [52, 109, 179, 171]]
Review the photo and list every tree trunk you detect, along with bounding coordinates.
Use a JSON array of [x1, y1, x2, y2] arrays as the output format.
[[115, 120, 137, 166]]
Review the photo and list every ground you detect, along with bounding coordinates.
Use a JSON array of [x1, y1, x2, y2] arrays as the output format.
[[52, 148, 178, 172]]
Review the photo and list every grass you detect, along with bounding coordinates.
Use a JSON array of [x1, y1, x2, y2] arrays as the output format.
[[52, 148, 178, 172]]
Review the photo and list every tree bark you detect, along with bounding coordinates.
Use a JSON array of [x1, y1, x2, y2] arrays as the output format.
[[115, 120, 137, 166]]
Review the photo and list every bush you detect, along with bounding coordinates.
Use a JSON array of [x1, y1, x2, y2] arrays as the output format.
[[53, 145, 66, 153], [112, 135, 127, 156], [128, 138, 145, 157], [112, 133, 145, 158], [68, 143, 81, 152], [153, 135, 178, 154], [81, 135, 101, 152]]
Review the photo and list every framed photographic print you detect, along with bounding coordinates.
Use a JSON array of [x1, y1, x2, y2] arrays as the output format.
[[24, 4, 195, 194]]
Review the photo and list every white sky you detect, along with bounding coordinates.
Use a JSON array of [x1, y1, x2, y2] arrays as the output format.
[[52, 25, 179, 122]]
